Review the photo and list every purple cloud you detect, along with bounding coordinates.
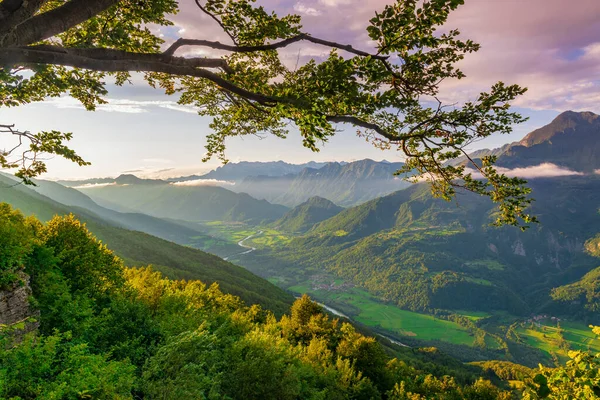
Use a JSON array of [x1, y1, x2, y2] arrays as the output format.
[[167, 1, 600, 112]]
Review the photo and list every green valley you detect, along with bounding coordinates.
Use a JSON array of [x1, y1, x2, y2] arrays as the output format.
[[181, 166, 600, 368]]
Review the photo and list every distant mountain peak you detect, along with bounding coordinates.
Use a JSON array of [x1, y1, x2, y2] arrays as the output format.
[[494, 110, 600, 172], [304, 196, 339, 206], [519, 110, 599, 147], [274, 195, 343, 233], [114, 174, 165, 185]]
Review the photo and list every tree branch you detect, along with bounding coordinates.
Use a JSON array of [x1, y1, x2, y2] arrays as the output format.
[[13, 45, 235, 73], [0, 46, 275, 104], [326, 115, 423, 142], [194, 0, 237, 45], [1, 0, 120, 47], [0, 0, 46, 35], [164, 33, 389, 61]]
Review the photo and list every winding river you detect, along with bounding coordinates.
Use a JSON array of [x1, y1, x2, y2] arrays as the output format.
[[223, 230, 263, 261], [225, 231, 410, 348]]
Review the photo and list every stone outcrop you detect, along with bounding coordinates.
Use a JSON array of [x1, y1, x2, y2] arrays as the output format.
[[0, 273, 39, 339]]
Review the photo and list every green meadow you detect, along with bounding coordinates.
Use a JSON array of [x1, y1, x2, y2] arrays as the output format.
[[516, 319, 600, 361], [287, 284, 474, 346], [200, 222, 290, 249]]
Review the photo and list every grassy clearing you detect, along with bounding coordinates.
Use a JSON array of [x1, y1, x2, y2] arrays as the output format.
[[200, 221, 254, 242], [464, 277, 493, 286], [246, 228, 291, 248], [560, 321, 600, 352], [516, 319, 600, 361], [452, 310, 492, 321], [353, 298, 474, 345], [333, 230, 349, 237], [287, 284, 474, 346], [200, 222, 290, 249], [267, 276, 293, 286], [464, 259, 505, 271]]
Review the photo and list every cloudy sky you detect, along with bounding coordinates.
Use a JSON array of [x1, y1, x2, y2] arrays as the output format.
[[3, 0, 599, 179]]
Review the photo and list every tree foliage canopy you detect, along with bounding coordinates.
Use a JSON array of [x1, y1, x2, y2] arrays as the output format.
[[0, 0, 535, 227]]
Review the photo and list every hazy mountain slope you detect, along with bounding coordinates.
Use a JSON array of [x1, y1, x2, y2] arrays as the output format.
[[173, 161, 329, 182], [79, 182, 289, 223], [26, 177, 225, 248], [235, 159, 411, 207], [267, 177, 600, 315], [57, 174, 167, 187], [274, 196, 344, 233], [0, 175, 294, 314], [497, 111, 600, 171]]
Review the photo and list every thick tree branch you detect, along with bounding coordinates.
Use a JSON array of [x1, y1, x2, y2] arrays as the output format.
[[0, 0, 45, 35], [164, 34, 389, 61], [1, 0, 120, 47], [0, 46, 275, 104], [12, 45, 235, 73]]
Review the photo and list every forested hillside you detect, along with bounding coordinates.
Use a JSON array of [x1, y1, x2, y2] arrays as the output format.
[[274, 196, 344, 233], [0, 176, 293, 314], [265, 177, 600, 314], [551, 234, 600, 318]]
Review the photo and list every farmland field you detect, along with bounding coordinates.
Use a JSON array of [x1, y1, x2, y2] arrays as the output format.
[[516, 319, 600, 361], [287, 283, 475, 346], [200, 222, 290, 249]]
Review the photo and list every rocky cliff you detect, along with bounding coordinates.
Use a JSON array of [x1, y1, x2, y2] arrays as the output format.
[[0, 273, 39, 340]]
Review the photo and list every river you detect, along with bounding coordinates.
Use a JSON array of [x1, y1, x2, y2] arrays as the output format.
[[223, 230, 263, 261], [226, 231, 410, 348]]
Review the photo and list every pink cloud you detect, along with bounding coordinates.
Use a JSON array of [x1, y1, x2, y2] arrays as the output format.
[[171, 178, 235, 187], [167, 1, 600, 112], [467, 163, 585, 179]]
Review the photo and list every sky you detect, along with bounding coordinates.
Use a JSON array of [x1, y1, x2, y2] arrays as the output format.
[[2, 0, 600, 179]]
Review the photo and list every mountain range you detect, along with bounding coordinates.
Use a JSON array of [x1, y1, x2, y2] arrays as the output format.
[[77, 181, 289, 224], [233, 159, 411, 207], [172, 160, 330, 182], [497, 111, 600, 172], [58, 159, 411, 214], [453, 111, 600, 173]]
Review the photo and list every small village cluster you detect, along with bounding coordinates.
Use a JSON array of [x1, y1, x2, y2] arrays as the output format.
[[310, 275, 354, 291]]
